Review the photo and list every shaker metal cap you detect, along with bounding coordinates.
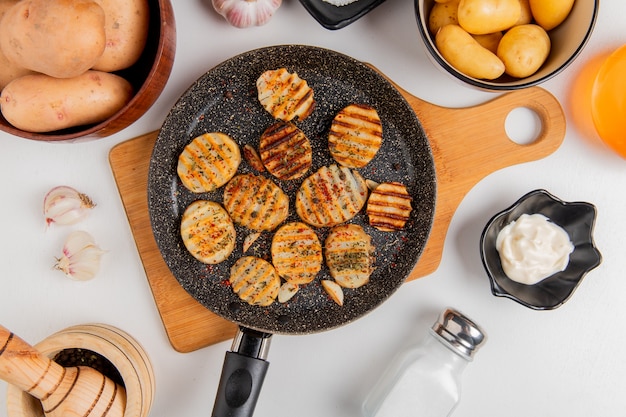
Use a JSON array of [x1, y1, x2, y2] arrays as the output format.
[[431, 308, 486, 360]]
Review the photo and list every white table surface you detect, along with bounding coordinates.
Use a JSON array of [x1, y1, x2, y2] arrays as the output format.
[[2, 1, 625, 416]]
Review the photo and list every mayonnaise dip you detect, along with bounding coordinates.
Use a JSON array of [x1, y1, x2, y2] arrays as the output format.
[[495, 213, 574, 285]]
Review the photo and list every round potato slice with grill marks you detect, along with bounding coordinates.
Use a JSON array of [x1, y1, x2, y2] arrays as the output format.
[[230, 256, 280, 306], [324, 224, 375, 289], [223, 173, 289, 231], [271, 222, 322, 285], [328, 104, 383, 168], [180, 200, 236, 264], [366, 181, 413, 231], [295, 164, 369, 228], [177, 132, 241, 193], [260, 121, 312, 180], [256, 68, 315, 122]]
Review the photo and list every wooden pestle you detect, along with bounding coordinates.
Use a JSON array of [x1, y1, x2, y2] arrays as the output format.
[[0, 324, 126, 417]]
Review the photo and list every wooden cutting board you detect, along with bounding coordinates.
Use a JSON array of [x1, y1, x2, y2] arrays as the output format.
[[109, 85, 565, 353]]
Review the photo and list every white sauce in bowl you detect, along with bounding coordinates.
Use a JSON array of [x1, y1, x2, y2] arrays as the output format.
[[495, 213, 574, 285]]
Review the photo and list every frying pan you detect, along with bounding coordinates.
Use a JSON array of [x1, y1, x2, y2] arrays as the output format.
[[147, 44, 437, 416]]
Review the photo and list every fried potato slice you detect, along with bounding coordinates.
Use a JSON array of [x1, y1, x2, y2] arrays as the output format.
[[256, 68, 315, 122], [271, 222, 322, 285], [328, 104, 383, 168], [180, 200, 235, 264], [325, 224, 375, 289], [260, 121, 312, 180], [177, 132, 241, 193], [366, 182, 413, 231], [223, 173, 289, 231], [230, 256, 280, 306], [296, 164, 368, 228]]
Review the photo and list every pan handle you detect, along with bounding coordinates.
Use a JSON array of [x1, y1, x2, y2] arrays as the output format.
[[212, 326, 273, 417]]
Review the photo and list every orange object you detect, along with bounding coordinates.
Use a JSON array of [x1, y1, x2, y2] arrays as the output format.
[[591, 44, 626, 158]]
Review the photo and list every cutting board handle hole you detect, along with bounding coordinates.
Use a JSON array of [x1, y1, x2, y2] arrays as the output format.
[[505, 107, 543, 145]]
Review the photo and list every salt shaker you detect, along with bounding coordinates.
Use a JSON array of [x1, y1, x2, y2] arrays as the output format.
[[362, 308, 486, 417]]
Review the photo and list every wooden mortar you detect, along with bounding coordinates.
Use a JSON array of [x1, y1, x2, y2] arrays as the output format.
[[5, 323, 154, 417]]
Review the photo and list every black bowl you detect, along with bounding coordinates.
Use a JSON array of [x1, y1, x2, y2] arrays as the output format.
[[414, 0, 599, 91], [299, 0, 386, 30], [480, 189, 602, 310]]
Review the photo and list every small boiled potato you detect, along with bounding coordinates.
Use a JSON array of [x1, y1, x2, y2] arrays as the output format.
[[458, 0, 521, 35], [0, 0, 36, 90], [428, 0, 460, 35], [472, 31, 503, 54], [515, 0, 532, 25], [0, 71, 133, 133], [529, 0, 575, 31], [92, 0, 150, 72], [0, 0, 106, 79], [436, 24, 505, 80], [497, 24, 551, 78]]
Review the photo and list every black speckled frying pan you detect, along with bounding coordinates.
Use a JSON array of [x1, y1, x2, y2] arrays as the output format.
[[147, 44, 436, 417]]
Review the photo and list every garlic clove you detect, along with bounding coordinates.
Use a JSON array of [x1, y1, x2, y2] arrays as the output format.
[[212, 0, 282, 28], [277, 281, 299, 303], [44, 186, 96, 227], [54, 231, 106, 281]]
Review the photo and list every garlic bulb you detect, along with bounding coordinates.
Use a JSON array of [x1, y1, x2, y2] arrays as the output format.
[[44, 186, 96, 227], [54, 231, 106, 281], [212, 0, 282, 28]]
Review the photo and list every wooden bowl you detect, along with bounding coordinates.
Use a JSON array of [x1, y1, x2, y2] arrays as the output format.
[[0, 0, 176, 142], [6, 323, 155, 417]]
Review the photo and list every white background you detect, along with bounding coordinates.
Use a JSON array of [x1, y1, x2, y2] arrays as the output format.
[[1, 1, 625, 416]]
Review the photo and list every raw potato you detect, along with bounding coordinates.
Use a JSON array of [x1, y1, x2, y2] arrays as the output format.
[[0, 0, 36, 90], [436, 24, 505, 80], [529, 0, 574, 31], [497, 24, 550, 78], [457, 0, 521, 35], [0, 71, 133, 132], [92, 0, 150, 72], [0, 0, 106, 78], [428, 0, 460, 35]]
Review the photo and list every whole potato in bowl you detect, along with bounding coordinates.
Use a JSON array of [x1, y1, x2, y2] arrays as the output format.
[[0, 0, 36, 90], [415, 0, 599, 90], [435, 24, 504, 80], [457, 0, 520, 35], [1, 71, 133, 133], [0, 0, 106, 79], [497, 24, 550, 78], [529, 0, 575, 31], [428, 0, 459, 34], [92, 0, 151, 72]]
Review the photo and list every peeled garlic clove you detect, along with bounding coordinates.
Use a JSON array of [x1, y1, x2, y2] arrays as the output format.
[[212, 0, 282, 28], [54, 231, 106, 281], [44, 185, 96, 226], [278, 281, 299, 303], [243, 232, 261, 253], [321, 280, 344, 306]]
